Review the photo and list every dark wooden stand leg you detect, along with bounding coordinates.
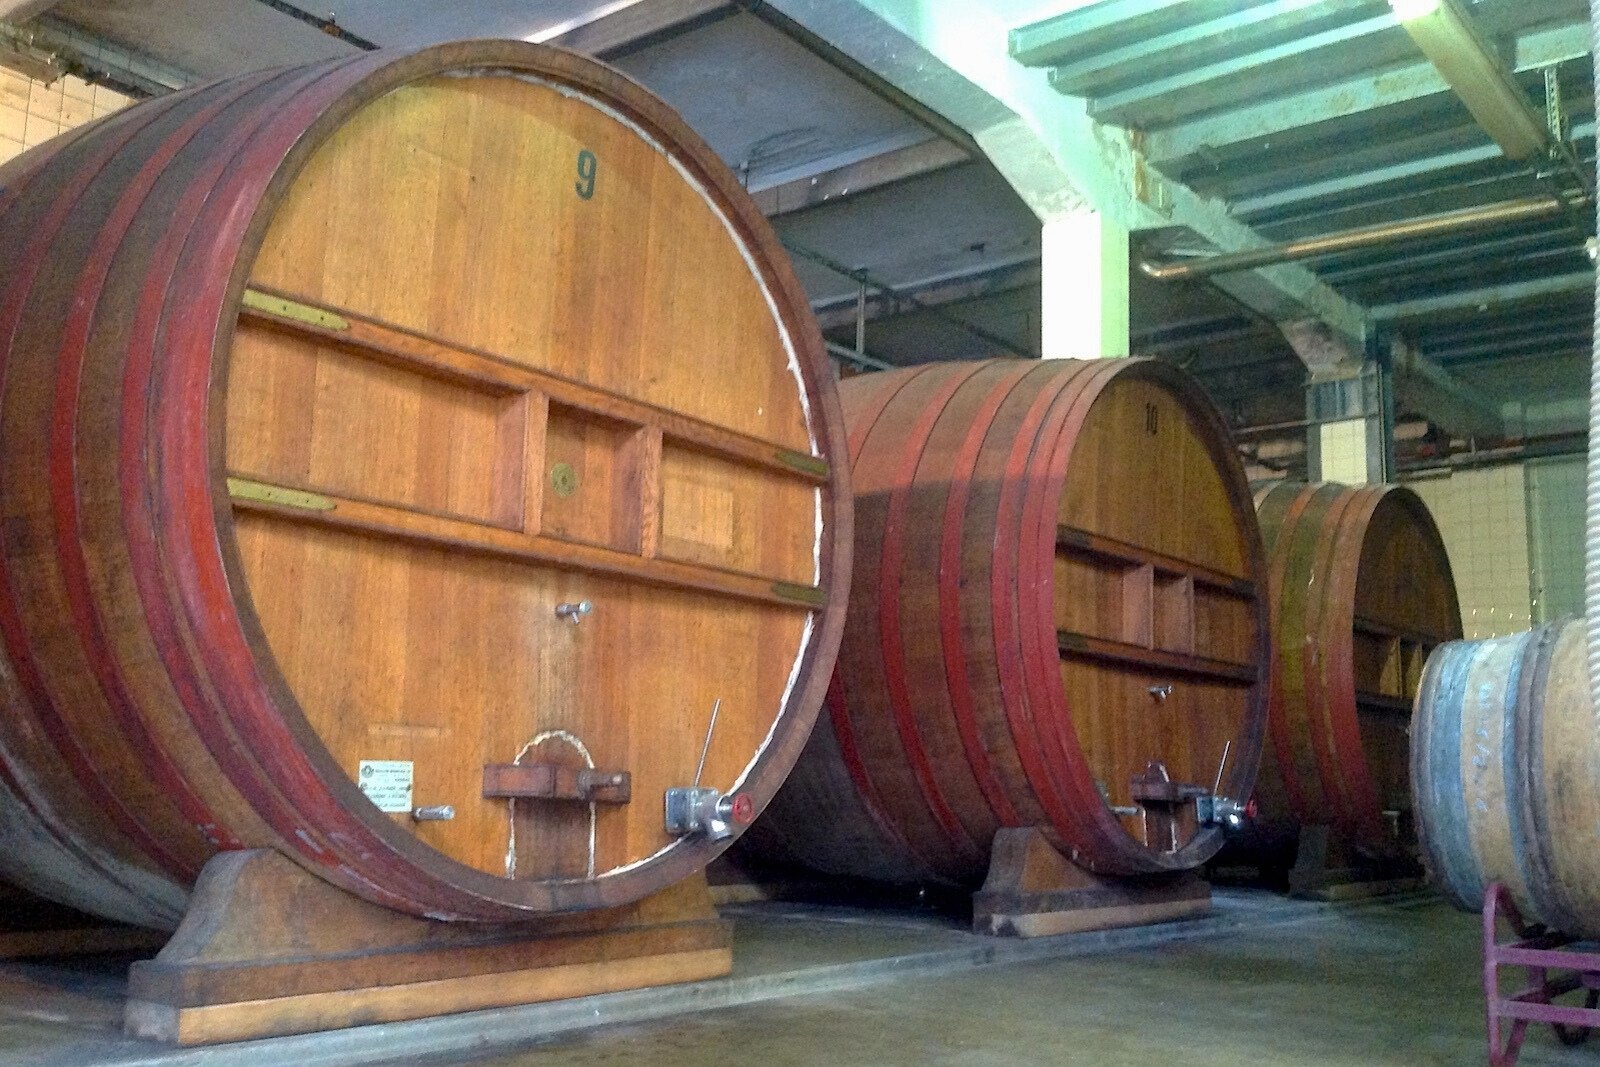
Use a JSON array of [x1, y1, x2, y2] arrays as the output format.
[[1287, 825, 1424, 900], [124, 849, 731, 1046], [0, 882, 167, 959], [972, 828, 1211, 938]]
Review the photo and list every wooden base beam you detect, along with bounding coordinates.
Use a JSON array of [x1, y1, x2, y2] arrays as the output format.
[[124, 849, 731, 1046], [972, 827, 1211, 938], [1287, 824, 1425, 900]]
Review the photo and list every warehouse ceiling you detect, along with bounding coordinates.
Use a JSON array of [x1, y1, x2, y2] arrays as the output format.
[[1007, 0, 1595, 435], [5, 0, 1595, 441]]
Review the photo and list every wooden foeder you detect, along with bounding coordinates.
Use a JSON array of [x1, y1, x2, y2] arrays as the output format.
[[1413, 620, 1600, 938], [745, 357, 1268, 905], [0, 38, 848, 938], [1252, 482, 1460, 867]]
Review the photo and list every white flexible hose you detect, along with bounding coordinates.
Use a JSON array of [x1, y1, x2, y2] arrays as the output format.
[[1589, 0, 1600, 714]]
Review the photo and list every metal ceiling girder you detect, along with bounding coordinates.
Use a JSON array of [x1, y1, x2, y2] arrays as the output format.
[[1041, 0, 1369, 98], [1370, 270, 1596, 321], [1231, 138, 1517, 219], [1086, 13, 1417, 128], [1429, 325, 1593, 366], [1009, 0, 1236, 68], [1390, 344, 1505, 437], [757, 0, 1366, 348], [1141, 19, 1589, 170]]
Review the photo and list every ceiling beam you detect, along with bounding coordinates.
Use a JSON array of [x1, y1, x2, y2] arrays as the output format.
[[1431, 327, 1592, 366], [810, 255, 1039, 329], [1391, 345, 1505, 437], [539, 0, 734, 58], [1087, 14, 1415, 128], [1370, 271, 1595, 321], [749, 135, 968, 215], [1142, 19, 1589, 170], [1009, 0, 1203, 68], [1231, 140, 1508, 219]]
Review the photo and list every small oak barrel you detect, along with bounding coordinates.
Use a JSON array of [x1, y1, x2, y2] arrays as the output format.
[[1413, 621, 1600, 936], [1253, 482, 1460, 857], [0, 41, 849, 929], [743, 358, 1268, 885]]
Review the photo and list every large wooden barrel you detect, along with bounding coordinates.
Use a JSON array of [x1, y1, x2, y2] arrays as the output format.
[[1413, 621, 1600, 936], [0, 41, 849, 929], [745, 358, 1268, 885], [1253, 482, 1460, 857]]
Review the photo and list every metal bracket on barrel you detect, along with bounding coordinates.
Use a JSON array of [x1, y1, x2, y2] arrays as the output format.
[[664, 696, 755, 842]]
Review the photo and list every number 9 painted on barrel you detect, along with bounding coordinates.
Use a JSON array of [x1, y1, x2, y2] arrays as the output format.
[[575, 149, 598, 200]]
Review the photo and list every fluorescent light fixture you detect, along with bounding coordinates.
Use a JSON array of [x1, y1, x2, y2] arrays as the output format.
[[1388, 0, 1442, 20], [1396, 0, 1549, 160]]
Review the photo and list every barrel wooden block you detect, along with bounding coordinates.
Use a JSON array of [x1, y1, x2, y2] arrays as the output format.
[[1413, 620, 1600, 938], [0, 41, 848, 931], [124, 849, 730, 1045], [745, 357, 1268, 895], [972, 828, 1211, 938], [1254, 482, 1459, 867]]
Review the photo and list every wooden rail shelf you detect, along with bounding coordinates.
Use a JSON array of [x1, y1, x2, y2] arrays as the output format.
[[1057, 630, 1257, 686]]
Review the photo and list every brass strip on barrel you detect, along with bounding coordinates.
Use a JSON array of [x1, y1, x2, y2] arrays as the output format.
[[241, 288, 350, 332], [771, 581, 826, 608], [227, 477, 336, 512], [774, 448, 830, 479]]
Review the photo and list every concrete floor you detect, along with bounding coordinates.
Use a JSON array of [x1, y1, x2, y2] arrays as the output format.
[[405, 897, 1593, 1067], [1, 893, 1594, 1066]]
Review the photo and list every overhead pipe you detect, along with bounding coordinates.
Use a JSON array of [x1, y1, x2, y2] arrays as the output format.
[[1139, 194, 1585, 282]]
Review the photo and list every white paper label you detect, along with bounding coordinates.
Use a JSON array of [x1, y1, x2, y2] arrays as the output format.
[[357, 759, 414, 814]]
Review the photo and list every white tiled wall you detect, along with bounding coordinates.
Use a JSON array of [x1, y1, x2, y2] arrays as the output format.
[[1409, 465, 1535, 638], [0, 66, 131, 167], [1525, 456, 1586, 623]]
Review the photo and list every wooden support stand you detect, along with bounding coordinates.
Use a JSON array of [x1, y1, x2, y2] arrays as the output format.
[[124, 849, 731, 1046], [0, 882, 167, 959], [972, 828, 1211, 938], [1287, 825, 1425, 901]]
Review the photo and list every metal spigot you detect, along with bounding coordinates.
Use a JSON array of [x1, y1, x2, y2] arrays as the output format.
[[555, 600, 593, 623], [1148, 684, 1174, 702]]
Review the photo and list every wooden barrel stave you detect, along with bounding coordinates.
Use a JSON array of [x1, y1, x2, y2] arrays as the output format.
[[0, 43, 849, 927], [747, 357, 1267, 885]]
